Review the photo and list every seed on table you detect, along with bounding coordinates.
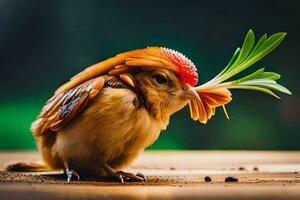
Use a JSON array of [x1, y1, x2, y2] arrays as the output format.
[[225, 176, 238, 182], [204, 176, 212, 182]]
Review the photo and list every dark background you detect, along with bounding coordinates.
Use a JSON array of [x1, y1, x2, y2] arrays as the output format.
[[0, 0, 299, 150]]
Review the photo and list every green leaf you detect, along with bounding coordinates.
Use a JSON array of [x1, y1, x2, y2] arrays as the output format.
[[236, 69, 281, 83], [240, 78, 277, 85], [247, 33, 267, 58], [242, 82, 292, 95], [228, 29, 255, 71], [242, 32, 286, 69], [268, 83, 292, 95], [196, 29, 291, 100], [237, 68, 265, 82], [228, 85, 280, 99], [217, 47, 241, 77], [260, 72, 281, 80], [215, 31, 286, 83]]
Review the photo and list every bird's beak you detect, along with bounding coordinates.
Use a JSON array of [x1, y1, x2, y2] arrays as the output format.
[[182, 83, 200, 100]]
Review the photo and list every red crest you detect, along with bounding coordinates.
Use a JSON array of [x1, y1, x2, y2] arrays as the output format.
[[161, 47, 198, 86]]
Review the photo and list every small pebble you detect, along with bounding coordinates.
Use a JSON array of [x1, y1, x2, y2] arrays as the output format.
[[204, 176, 212, 182], [238, 166, 246, 170], [169, 167, 176, 170], [225, 176, 238, 182], [253, 166, 259, 171]]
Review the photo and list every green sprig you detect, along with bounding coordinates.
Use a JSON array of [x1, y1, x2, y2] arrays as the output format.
[[197, 29, 292, 98]]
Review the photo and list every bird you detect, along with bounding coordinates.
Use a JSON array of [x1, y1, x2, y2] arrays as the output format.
[[6, 47, 204, 182], [5, 30, 291, 183]]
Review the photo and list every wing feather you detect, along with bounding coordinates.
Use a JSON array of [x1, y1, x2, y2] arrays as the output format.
[[31, 77, 105, 136]]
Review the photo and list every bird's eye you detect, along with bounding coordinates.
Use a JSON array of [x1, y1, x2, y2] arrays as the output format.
[[153, 74, 168, 85]]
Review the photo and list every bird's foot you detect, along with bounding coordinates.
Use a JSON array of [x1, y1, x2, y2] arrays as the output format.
[[110, 171, 147, 183], [103, 163, 146, 183], [66, 169, 80, 183], [64, 162, 80, 183]]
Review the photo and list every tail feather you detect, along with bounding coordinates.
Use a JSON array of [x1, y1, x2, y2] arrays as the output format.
[[5, 162, 49, 172]]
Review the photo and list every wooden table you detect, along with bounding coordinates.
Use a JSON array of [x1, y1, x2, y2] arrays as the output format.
[[1, 151, 300, 200]]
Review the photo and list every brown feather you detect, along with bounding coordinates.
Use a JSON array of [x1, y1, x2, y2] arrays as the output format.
[[32, 77, 105, 135], [108, 65, 131, 75]]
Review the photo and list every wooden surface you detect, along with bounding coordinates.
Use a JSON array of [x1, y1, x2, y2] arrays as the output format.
[[1, 151, 300, 200]]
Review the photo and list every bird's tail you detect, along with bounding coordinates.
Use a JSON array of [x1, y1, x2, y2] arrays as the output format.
[[5, 162, 49, 172]]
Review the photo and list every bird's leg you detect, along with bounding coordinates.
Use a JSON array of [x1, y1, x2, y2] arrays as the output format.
[[103, 163, 146, 183], [63, 162, 80, 183]]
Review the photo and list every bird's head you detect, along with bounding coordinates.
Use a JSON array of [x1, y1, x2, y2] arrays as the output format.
[[117, 47, 200, 121], [56, 46, 200, 122], [134, 68, 200, 121]]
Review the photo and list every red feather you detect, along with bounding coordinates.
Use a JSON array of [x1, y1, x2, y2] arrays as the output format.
[[161, 47, 198, 86]]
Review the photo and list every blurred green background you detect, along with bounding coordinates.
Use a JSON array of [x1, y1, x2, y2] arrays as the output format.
[[0, 0, 299, 150]]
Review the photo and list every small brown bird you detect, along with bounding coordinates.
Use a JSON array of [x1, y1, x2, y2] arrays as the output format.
[[7, 47, 203, 182], [6, 30, 291, 183]]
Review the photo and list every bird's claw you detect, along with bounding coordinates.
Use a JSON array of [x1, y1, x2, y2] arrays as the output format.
[[110, 171, 147, 183], [112, 172, 124, 183], [66, 170, 80, 183], [136, 172, 147, 181]]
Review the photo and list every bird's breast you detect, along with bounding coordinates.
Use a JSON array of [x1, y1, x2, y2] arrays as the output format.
[[53, 87, 166, 171]]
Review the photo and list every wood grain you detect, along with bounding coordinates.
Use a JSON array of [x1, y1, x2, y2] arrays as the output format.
[[0, 151, 300, 200]]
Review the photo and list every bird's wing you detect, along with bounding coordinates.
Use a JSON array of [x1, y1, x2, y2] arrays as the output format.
[[31, 76, 106, 136], [32, 75, 133, 136]]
